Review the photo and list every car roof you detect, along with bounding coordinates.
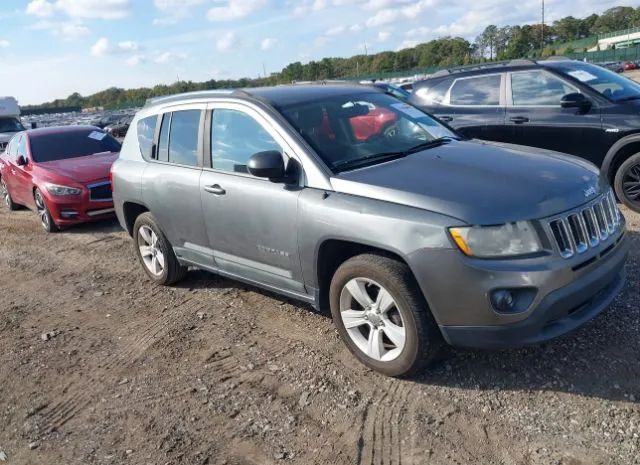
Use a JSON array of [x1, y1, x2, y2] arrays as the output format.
[[143, 84, 382, 110], [415, 57, 577, 87], [25, 125, 102, 137]]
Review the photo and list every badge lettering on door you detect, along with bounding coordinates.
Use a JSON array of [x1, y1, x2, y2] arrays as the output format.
[[257, 245, 289, 257]]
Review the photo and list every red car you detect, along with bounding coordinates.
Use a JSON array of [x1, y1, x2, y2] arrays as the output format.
[[623, 61, 638, 71], [0, 126, 121, 232]]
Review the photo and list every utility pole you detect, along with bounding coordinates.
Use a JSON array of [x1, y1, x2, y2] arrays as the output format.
[[541, 0, 545, 52], [262, 63, 267, 79], [364, 42, 368, 56]]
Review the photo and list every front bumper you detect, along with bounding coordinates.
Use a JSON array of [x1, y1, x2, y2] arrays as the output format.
[[47, 197, 114, 226], [410, 226, 629, 349]]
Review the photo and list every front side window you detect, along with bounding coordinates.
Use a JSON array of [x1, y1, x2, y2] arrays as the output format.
[[210, 109, 280, 173], [168, 110, 200, 167], [550, 61, 640, 102], [0, 117, 25, 133], [137, 115, 157, 159], [511, 70, 576, 106], [450, 74, 501, 106], [278, 92, 458, 172]]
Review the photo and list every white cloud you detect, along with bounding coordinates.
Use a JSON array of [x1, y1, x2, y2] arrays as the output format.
[[154, 0, 204, 11], [126, 54, 146, 66], [216, 32, 238, 52], [260, 37, 278, 51], [0, 40, 10, 48], [365, 0, 435, 27], [350, 24, 363, 33], [326, 25, 346, 36], [27, 20, 90, 40], [90, 38, 139, 56], [28, 0, 131, 20], [207, 0, 267, 21], [26, 0, 55, 17], [154, 51, 187, 63], [377, 31, 391, 42]]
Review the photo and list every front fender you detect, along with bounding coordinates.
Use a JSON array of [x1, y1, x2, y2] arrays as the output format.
[[602, 132, 640, 181]]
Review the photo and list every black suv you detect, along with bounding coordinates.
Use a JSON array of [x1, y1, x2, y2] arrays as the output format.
[[409, 58, 640, 212]]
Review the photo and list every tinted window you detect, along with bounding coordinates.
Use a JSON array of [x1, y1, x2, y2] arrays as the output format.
[[413, 79, 451, 105], [0, 117, 25, 133], [278, 92, 457, 172], [550, 61, 640, 102], [157, 113, 170, 162], [450, 75, 501, 105], [137, 115, 157, 159], [30, 130, 121, 163], [210, 109, 280, 173], [511, 70, 576, 105], [168, 110, 200, 167]]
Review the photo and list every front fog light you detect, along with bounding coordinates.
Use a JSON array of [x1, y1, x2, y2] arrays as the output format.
[[490, 288, 537, 314]]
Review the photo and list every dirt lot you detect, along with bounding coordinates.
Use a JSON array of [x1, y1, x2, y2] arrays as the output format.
[[0, 204, 638, 465]]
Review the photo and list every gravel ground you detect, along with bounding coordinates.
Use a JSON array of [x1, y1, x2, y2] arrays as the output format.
[[0, 203, 638, 465]]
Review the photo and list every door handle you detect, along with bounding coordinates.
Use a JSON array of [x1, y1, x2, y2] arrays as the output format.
[[439, 115, 453, 122], [509, 116, 530, 124], [203, 184, 226, 195]]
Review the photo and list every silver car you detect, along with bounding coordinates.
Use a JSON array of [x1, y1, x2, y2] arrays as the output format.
[[111, 85, 628, 377]]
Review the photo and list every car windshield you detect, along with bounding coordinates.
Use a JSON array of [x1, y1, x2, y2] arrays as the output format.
[[30, 129, 121, 163], [277, 92, 458, 172], [0, 117, 25, 133], [551, 61, 640, 102]]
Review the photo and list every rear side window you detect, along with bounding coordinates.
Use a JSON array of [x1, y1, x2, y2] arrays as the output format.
[[511, 70, 577, 106], [450, 75, 501, 106], [136, 116, 157, 159], [30, 130, 121, 163], [168, 110, 200, 167], [414, 79, 451, 105]]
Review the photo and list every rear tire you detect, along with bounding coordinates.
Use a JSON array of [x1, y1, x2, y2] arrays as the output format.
[[133, 212, 187, 285], [1, 178, 18, 211], [614, 152, 640, 213], [329, 253, 442, 378], [34, 188, 59, 233]]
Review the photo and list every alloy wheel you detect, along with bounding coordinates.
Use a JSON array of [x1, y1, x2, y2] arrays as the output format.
[[138, 225, 165, 277], [34, 191, 50, 230], [339, 277, 406, 362], [622, 162, 640, 203]]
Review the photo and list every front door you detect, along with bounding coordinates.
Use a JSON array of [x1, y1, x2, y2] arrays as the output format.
[[199, 103, 305, 294], [505, 69, 605, 164]]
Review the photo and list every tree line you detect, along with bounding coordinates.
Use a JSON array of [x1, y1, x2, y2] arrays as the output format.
[[23, 6, 640, 112]]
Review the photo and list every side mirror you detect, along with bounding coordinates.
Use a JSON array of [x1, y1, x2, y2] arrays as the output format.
[[31, 122, 37, 129], [561, 93, 591, 111], [16, 155, 26, 166], [247, 150, 286, 181]]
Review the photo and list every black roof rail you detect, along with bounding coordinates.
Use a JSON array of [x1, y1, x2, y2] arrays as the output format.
[[428, 59, 538, 78]]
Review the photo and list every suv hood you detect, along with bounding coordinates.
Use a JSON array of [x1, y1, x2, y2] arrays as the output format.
[[38, 152, 119, 184], [331, 140, 606, 225]]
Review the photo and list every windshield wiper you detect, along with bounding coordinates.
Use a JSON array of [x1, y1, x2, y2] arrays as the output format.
[[334, 137, 457, 172]]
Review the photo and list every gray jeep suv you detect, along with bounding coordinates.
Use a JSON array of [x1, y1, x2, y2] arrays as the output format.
[[112, 85, 628, 377]]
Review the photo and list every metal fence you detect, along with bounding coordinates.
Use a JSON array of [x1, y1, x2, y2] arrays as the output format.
[[599, 26, 640, 41], [568, 46, 640, 63]]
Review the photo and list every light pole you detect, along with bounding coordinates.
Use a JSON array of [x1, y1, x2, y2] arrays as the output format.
[[541, 0, 545, 52]]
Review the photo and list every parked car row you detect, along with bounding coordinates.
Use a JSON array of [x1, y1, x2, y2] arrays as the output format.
[[0, 64, 631, 377]]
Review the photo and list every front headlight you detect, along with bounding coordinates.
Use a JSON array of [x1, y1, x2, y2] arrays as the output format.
[[449, 221, 542, 258], [45, 183, 82, 196]]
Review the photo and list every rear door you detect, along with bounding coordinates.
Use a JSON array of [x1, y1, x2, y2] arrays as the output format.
[[505, 69, 604, 163], [140, 104, 213, 267], [199, 102, 305, 294], [444, 73, 507, 141]]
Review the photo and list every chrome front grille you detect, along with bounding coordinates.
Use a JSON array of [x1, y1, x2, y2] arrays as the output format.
[[549, 190, 622, 259]]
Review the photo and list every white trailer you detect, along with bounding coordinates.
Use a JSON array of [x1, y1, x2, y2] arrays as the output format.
[[0, 97, 25, 151]]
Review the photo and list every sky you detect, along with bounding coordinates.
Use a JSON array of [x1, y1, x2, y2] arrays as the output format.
[[0, 0, 631, 105]]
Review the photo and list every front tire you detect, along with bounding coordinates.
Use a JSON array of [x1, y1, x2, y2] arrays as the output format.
[[614, 152, 640, 212], [1, 178, 18, 211], [133, 212, 187, 285], [329, 254, 442, 377], [34, 188, 59, 233]]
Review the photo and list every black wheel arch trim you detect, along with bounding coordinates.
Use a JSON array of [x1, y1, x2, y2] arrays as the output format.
[[602, 132, 640, 182]]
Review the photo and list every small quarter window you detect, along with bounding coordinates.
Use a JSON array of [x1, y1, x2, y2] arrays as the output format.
[[136, 115, 157, 159], [157, 113, 170, 162], [450, 74, 501, 106]]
